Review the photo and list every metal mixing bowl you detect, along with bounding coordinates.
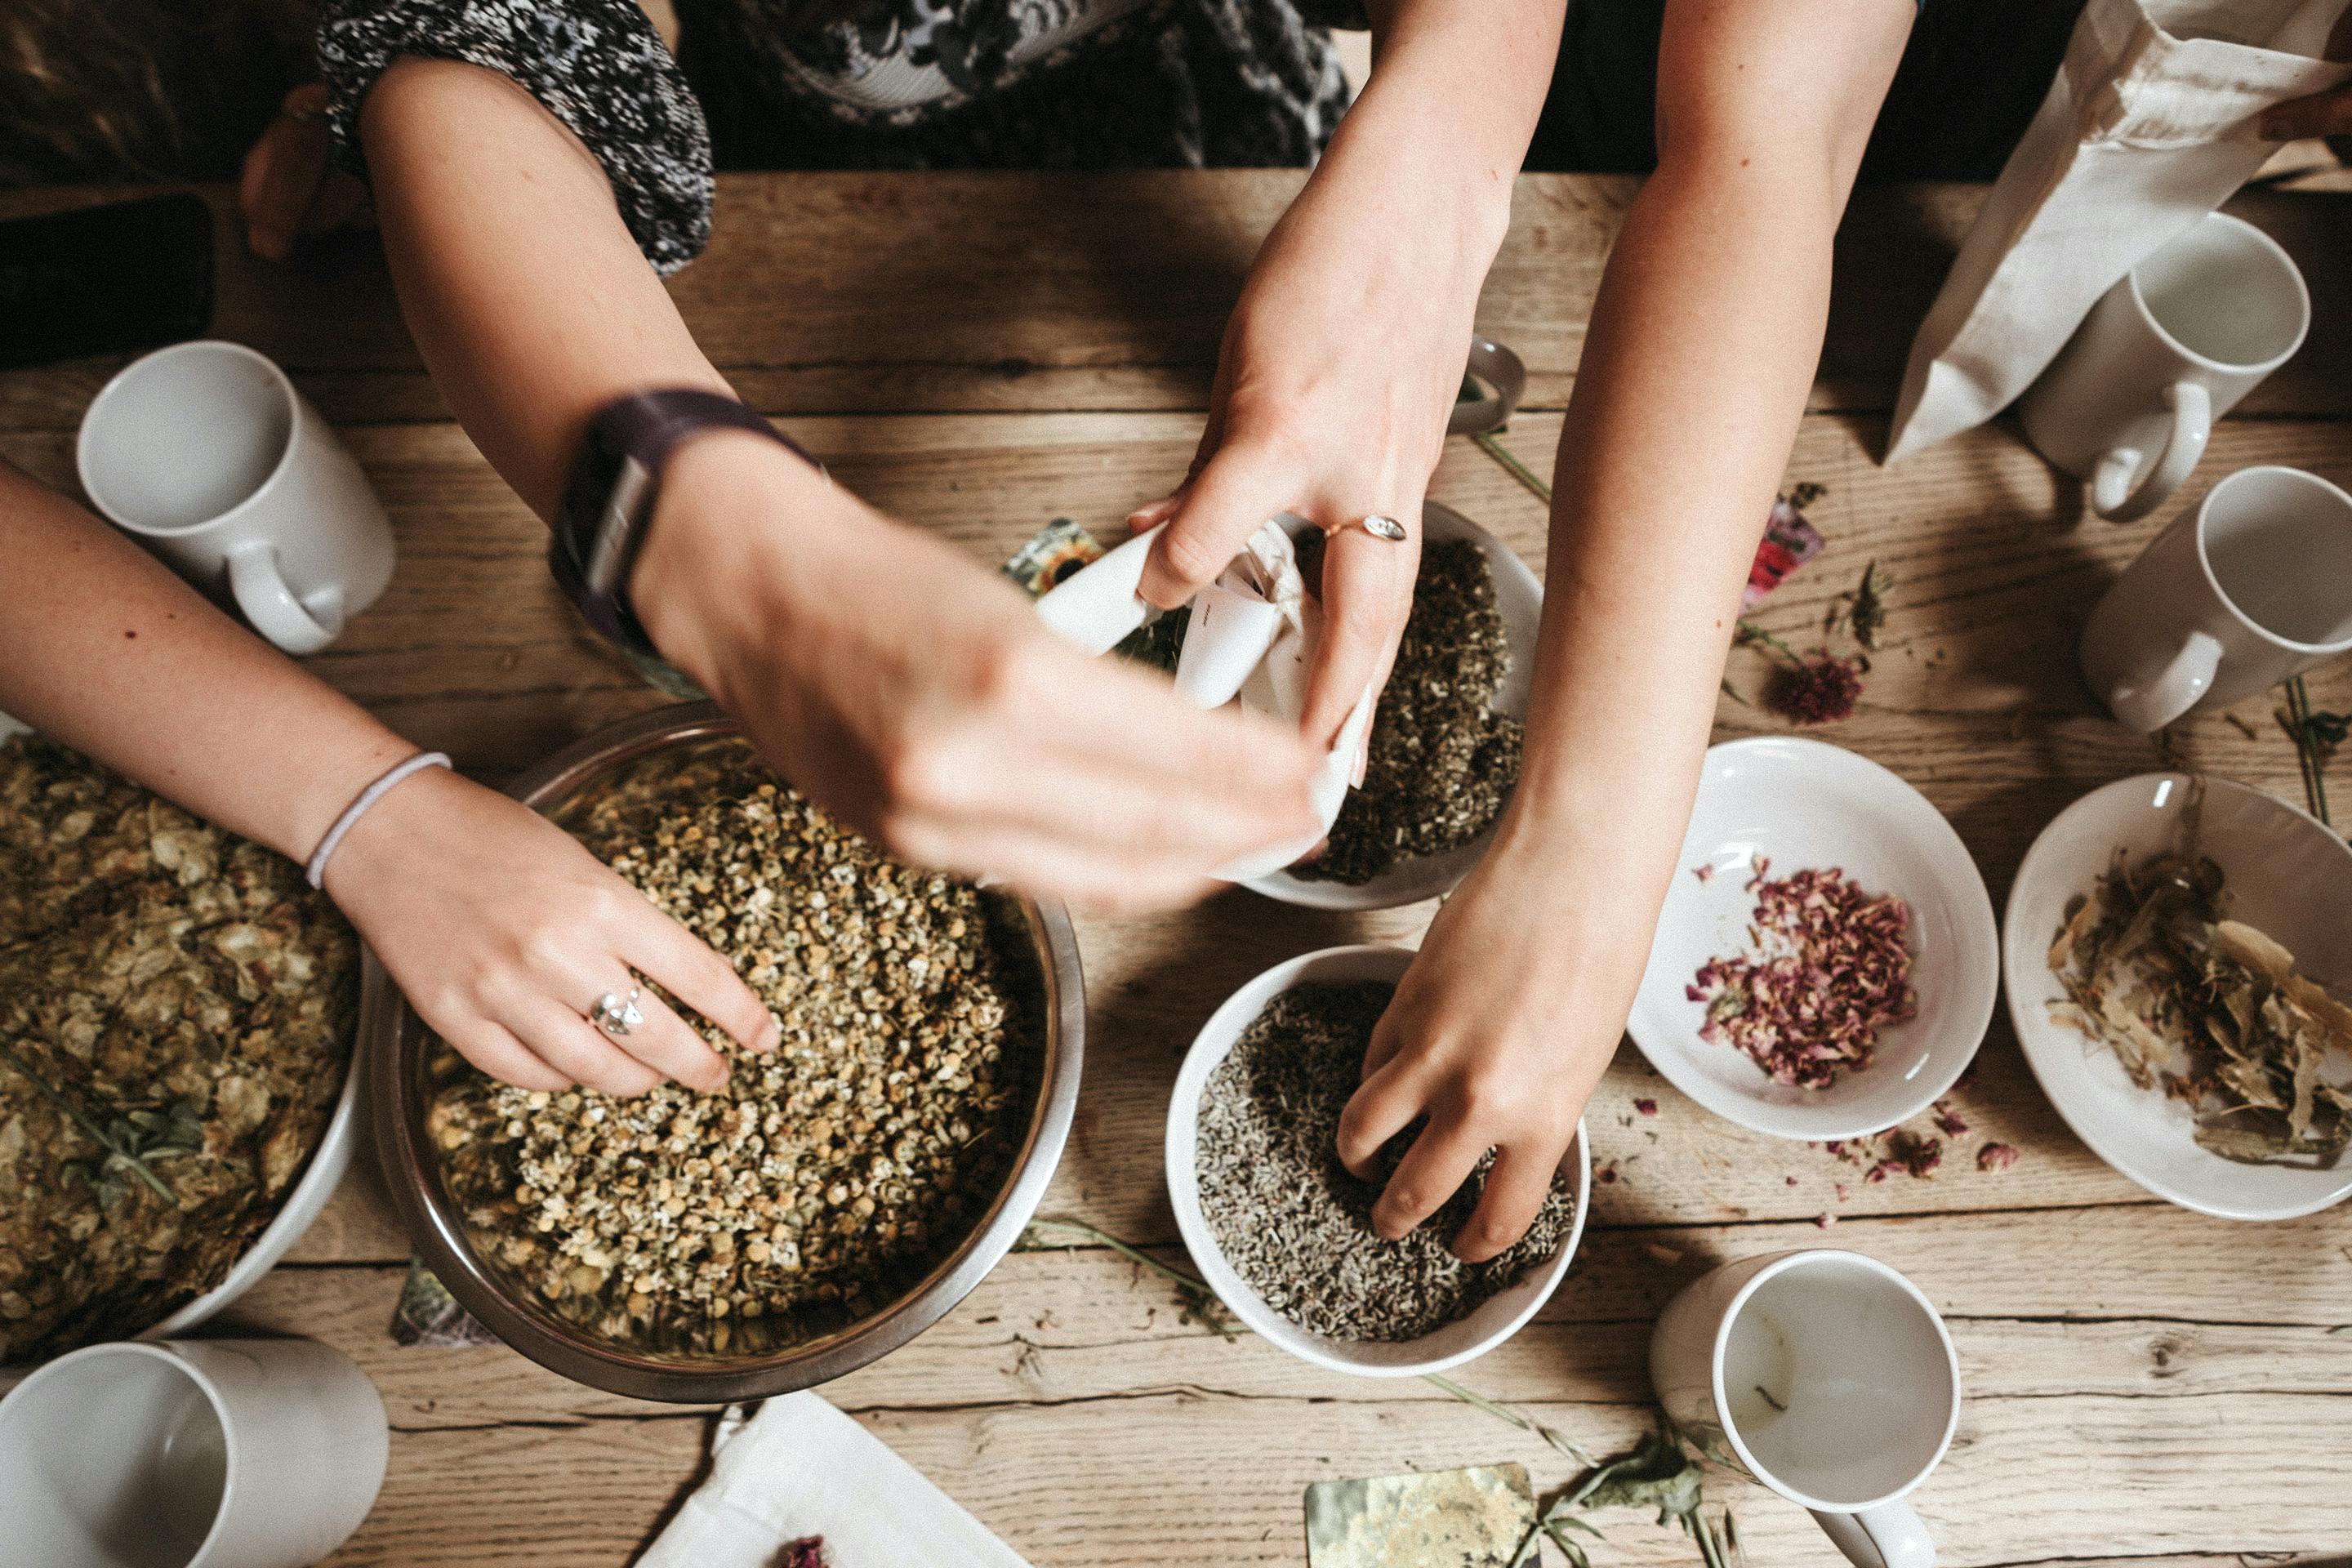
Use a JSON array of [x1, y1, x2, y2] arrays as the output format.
[[365, 702, 1084, 1401]]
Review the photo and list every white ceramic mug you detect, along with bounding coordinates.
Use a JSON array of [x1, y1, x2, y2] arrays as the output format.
[[1650, 1250, 1959, 1568], [0, 1337, 389, 1568], [2018, 212, 2309, 523], [77, 341, 395, 655], [2081, 465, 2352, 733]]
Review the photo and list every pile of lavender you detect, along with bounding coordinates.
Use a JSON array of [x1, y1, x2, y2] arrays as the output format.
[[1195, 982, 1576, 1342]]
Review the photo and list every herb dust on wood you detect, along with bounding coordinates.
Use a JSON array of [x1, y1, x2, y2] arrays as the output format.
[[1196, 982, 1575, 1343]]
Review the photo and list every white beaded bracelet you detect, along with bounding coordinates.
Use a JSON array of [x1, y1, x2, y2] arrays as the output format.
[[305, 751, 453, 889]]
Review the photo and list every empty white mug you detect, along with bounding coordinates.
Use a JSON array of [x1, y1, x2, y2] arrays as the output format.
[[2019, 212, 2309, 523], [0, 1337, 389, 1568], [2081, 465, 2352, 733], [77, 341, 395, 655], [1650, 1249, 1958, 1568]]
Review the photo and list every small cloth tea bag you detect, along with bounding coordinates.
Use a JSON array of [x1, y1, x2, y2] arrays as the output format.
[[1033, 517, 1373, 883]]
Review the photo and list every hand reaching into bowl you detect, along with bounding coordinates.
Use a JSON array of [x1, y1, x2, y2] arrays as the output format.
[[321, 763, 779, 1098]]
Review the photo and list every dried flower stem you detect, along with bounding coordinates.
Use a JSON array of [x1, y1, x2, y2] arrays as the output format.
[[1471, 430, 1553, 506], [1017, 1217, 1241, 1340], [0, 1038, 176, 1203], [2282, 676, 2334, 827]]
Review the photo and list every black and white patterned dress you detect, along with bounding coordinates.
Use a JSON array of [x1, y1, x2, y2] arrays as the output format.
[[318, 0, 1360, 274]]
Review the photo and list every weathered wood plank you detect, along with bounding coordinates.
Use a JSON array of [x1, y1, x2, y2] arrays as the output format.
[[301, 1379, 2352, 1567], [2, 176, 2345, 427], [230, 1211, 2352, 1431]]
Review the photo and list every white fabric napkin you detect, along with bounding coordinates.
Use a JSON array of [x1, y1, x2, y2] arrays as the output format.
[[634, 1392, 1031, 1568], [1883, 0, 2350, 464]]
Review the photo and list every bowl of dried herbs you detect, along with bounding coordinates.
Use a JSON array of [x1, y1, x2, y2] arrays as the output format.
[[1247, 503, 1541, 911], [1167, 944, 1588, 1377], [0, 729, 363, 1376], [369, 703, 1085, 1401], [1626, 737, 2000, 1143], [2005, 772, 2352, 1221]]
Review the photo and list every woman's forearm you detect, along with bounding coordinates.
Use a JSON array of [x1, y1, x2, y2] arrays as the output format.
[[1499, 0, 1913, 933], [359, 57, 727, 522], [0, 462, 410, 862]]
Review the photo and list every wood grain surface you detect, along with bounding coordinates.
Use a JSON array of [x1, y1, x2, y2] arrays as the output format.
[[4, 172, 2350, 1568]]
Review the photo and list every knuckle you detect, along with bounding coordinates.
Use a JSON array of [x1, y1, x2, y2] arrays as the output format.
[[964, 634, 1049, 713], [875, 733, 959, 818], [1156, 523, 1232, 590]]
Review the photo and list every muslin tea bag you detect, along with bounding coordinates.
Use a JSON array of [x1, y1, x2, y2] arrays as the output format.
[[1034, 516, 1373, 883]]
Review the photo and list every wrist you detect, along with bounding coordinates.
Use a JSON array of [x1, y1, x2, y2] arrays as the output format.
[[626, 429, 849, 700], [316, 755, 469, 908]]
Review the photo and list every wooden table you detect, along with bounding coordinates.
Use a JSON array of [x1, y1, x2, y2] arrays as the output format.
[[6, 173, 2350, 1567]]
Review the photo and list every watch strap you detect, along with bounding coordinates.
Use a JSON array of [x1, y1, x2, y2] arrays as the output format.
[[550, 389, 812, 655]]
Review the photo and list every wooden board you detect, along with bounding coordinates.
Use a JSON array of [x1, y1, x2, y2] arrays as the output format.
[[2, 177, 2347, 428], [3, 172, 2350, 1567]]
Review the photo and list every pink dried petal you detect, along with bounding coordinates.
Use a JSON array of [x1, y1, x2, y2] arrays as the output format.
[[1976, 1142, 2020, 1174], [1634, 1098, 1659, 1117]]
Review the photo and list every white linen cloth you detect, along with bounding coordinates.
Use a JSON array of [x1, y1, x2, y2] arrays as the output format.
[[1883, 0, 2350, 465], [635, 1392, 1032, 1568]]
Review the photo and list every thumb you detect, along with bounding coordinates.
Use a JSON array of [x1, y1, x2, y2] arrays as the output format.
[[1135, 442, 1298, 611]]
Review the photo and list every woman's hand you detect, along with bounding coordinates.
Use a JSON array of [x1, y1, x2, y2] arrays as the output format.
[[238, 83, 368, 261], [1129, 136, 1511, 749], [1336, 837, 1646, 1261], [631, 432, 1328, 915], [323, 763, 779, 1098]]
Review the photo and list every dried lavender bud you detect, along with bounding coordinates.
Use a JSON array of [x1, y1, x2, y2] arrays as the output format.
[[1690, 864, 1918, 1089], [1195, 982, 1574, 1343], [1295, 538, 1521, 885]]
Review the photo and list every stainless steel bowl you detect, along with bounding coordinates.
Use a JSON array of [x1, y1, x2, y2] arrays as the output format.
[[365, 702, 1084, 1402]]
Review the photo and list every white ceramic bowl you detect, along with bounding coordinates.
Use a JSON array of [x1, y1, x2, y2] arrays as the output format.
[[2003, 773, 2352, 1221], [1628, 737, 2000, 1141], [1246, 502, 1542, 911], [1166, 943, 1589, 1378]]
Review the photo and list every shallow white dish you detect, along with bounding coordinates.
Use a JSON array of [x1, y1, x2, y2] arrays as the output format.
[[2003, 773, 2352, 1222], [1628, 737, 2000, 1141], [1166, 943, 1588, 1378], [1245, 502, 1542, 912]]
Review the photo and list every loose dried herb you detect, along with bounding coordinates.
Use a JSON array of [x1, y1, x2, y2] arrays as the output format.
[[1690, 862, 1918, 1089], [430, 739, 1042, 1355], [1528, 1428, 1732, 1568], [1297, 538, 1523, 885], [1764, 653, 1866, 726], [2278, 676, 2345, 828], [0, 735, 356, 1366], [1840, 561, 1894, 651], [2047, 786, 2352, 1166], [1019, 1215, 1239, 1340], [1195, 982, 1575, 1341]]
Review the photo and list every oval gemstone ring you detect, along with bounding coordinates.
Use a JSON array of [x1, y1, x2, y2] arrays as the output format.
[[1324, 514, 1409, 543], [589, 987, 645, 1039]]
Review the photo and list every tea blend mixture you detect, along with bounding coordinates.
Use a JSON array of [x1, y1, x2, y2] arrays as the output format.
[[0, 735, 358, 1365], [1690, 859, 1917, 1089], [1196, 982, 1575, 1342], [1297, 537, 1522, 885], [429, 739, 1042, 1354], [2048, 811, 2352, 1166]]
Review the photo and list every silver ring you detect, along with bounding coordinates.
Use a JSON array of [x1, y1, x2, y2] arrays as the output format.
[[1325, 514, 1409, 543], [589, 987, 644, 1039]]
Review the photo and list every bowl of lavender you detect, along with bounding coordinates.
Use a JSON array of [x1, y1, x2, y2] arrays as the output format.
[[1166, 944, 1589, 1377], [1625, 737, 1999, 1142]]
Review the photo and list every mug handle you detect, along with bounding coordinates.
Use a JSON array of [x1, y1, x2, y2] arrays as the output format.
[[2104, 628, 2224, 733], [2091, 381, 2210, 523], [1811, 1502, 1936, 1568], [228, 541, 342, 656]]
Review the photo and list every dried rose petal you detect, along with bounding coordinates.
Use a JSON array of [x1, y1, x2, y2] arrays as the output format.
[[1689, 867, 1918, 1089], [1976, 1142, 2020, 1174], [1634, 1098, 1659, 1117], [1766, 653, 1865, 725]]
